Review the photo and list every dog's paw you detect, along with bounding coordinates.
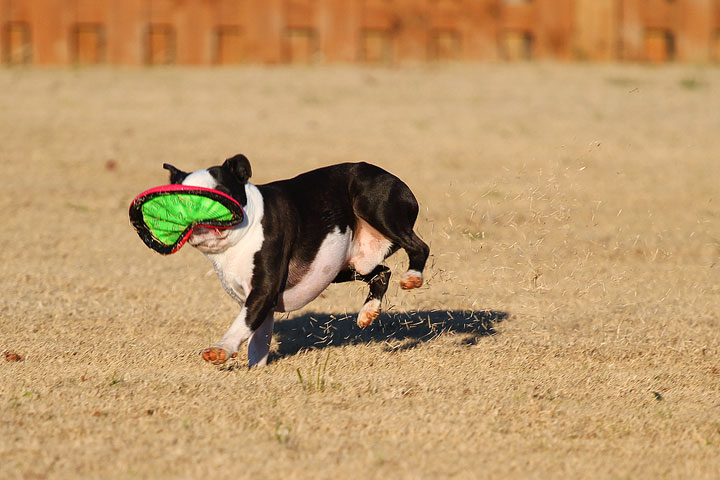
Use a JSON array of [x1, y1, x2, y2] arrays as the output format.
[[357, 299, 381, 328], [201, 347, 236, 365], [400, 270, 423, 290]]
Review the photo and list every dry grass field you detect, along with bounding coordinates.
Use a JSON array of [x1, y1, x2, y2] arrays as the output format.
[[1, 63, 719, 479]]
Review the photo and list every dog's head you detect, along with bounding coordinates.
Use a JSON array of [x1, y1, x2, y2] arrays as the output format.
[[162, 154, 252, 254]]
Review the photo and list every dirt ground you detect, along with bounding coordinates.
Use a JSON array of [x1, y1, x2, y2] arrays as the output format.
[[1, 63, 719, 479]]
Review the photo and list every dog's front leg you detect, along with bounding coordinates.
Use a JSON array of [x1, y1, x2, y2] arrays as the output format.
[[202, 231, 288, 367], [248, 312, 274, 367], [240, 288, 279, 368], [202, 287, 279, 367], [201, 306, 253, 365]]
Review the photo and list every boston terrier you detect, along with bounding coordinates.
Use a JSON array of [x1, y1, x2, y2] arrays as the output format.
[[163, 154, 429, 367]]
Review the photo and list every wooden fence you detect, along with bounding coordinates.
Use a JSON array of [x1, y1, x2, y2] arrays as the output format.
[[2, 0, 720, 65]]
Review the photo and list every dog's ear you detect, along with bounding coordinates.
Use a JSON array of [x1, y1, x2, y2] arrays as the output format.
[[222, 154, 252, 184], [163, 163, 189, 184]]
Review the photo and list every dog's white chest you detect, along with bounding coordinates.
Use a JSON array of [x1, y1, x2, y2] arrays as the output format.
[[277, 227, 352, 312], [211, 233, 262, 303], [205, 185, 265, 303]]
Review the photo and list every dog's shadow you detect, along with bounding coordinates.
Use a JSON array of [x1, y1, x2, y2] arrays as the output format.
[[272, 309, 509, 359]]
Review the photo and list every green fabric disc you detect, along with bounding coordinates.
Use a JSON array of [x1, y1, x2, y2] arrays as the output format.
[[141, 193, 234, 245]]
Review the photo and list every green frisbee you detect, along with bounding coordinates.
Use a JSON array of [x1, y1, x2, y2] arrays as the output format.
[[129, 185, 245, 255]]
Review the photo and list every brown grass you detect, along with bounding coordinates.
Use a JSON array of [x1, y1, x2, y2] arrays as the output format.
[[1, 64, 719, 479]]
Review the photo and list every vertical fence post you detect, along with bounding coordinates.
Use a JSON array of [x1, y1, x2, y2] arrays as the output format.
[[107, 0, 145, 65], [677, 0, 713, 62], [244, 0, 283, 63], [573, 0, 619, 61], [321, 0, 358, 63]]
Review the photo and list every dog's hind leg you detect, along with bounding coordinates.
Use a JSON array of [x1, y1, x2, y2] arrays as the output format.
[[357, 266, 391, 328], [350, 168, 429, 290], [395, 230, 429, 290], [333, 265, 391, 328]]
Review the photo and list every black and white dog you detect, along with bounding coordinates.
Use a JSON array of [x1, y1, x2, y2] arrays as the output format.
[[163, 154, 429, 367]]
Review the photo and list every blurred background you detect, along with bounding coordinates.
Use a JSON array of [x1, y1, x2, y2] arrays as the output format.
[[2, 0, 720, 66]]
